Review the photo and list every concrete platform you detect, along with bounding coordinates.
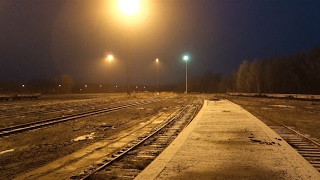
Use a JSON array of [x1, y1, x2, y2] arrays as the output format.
[[135, 100, 320, 179]]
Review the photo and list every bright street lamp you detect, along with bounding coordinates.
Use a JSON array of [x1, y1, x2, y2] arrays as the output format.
[[156, 58, 159, 92], [183, 55, 189, 94], [107, 55, 113, 62], [106, 54, 113, 71], [118, 0, 139, 15]]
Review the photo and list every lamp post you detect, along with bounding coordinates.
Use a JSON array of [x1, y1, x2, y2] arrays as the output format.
[[156, 58, 159, 92], [106, 55, 113, 92], [118, 0, 139, 96], [183, 55, 189, 94]]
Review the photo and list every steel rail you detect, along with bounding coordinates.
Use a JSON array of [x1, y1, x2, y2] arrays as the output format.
[[0, 99, 160, 137], [247, 109, 320, 171], [0, 100, 113, 119], [248, 109, 320, 148], [78, 105, 189, 180]]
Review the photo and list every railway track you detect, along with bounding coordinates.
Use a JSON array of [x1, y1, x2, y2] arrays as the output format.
[[69, 104, 199, 180], [249, 110, 320, 172], [0, 99, 160, 137], [0, 100, 115, 120]]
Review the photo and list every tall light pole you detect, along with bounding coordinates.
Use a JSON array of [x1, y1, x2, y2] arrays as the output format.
[[118, 0, 139, 96], [156, 58, 159, 92], [106, 55, 113, 92], [183, 55, 189, 94], [107, 54, 113, 74]]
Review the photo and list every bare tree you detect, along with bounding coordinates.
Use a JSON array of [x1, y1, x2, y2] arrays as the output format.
[[236, 60, 250, 92], [248, 60, 261, 93], [306, 47, 320, 94]]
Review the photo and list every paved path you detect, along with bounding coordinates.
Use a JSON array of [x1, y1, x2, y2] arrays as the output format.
[[135, 100, 320, 180]]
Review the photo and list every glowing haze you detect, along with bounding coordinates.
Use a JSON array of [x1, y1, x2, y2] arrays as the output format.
[[118, 0, 139, 15], [0, 0, 319, 86]]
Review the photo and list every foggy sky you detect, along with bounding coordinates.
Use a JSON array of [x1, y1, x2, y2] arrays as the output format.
[[0, 0, 320, 86]]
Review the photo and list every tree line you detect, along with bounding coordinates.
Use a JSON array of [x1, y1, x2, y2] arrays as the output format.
[[185, 46, 320, 94], [234, 46, 320, 94]]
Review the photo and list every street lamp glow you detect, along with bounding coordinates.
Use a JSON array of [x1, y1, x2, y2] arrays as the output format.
[[118, 0, 139, 15], [183, 55, 189, 61], [107, 55, 113, 62]]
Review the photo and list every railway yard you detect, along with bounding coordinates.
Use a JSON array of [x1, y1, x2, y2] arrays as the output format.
[[1, 93, 320, 179]]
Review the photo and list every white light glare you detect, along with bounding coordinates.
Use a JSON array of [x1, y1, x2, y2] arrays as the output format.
[[118, 0, 139, 15]]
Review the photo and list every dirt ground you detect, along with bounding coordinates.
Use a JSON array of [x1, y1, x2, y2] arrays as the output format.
[[1, 93, 319, 179]]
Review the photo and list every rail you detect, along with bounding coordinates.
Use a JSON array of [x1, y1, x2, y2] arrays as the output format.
[[0, 99, 160, 137], [73, 105, 197, 179]]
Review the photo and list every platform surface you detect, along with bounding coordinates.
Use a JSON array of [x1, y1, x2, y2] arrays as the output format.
[[135, 100, 320, 180]]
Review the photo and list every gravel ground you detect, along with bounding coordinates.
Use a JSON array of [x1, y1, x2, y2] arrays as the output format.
[[0, 93, 203, 179]]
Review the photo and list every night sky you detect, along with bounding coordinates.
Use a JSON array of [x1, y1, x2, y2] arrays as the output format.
[[1, 0, 320, 86]]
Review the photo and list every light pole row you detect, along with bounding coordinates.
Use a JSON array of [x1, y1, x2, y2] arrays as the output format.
[[104, 55, 190, 94], [104, 55, 161, 92]]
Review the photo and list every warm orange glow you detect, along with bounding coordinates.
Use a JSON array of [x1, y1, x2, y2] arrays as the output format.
[[105, 0, 150, 27], [107, 55, 113, 61], [118, 0, 139, 15]]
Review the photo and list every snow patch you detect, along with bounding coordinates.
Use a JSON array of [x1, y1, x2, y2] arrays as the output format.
[[0, 149, 15, 155], [73, 132, 95, 141], [270, 105, 295, 108]]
